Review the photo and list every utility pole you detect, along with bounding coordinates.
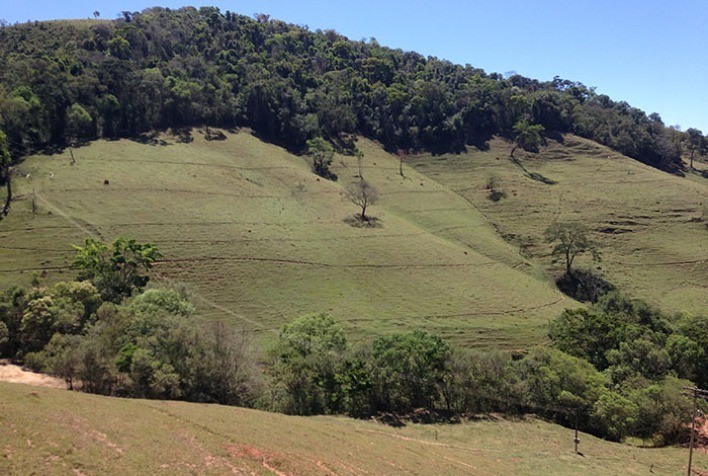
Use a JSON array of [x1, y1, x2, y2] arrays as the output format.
[[683, 386, 708, 476]]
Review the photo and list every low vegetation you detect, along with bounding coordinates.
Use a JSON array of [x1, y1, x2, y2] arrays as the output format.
[[1, 239, 705, 446]]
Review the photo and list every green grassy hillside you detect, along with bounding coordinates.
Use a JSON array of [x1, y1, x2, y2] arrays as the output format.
[[409, 135, 707, 315], [0, 130, 577, 349], [0, 381, 702, 475]]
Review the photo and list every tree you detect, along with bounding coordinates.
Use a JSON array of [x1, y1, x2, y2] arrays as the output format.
[[306, 137, 337, 181], [591, 390, 639, 441], [272, 313, 348, 415], [0, 321, 8, 348], [0, 130, 11, 220], [345, 180, 379, 221], [544, 221, 600, 274], [686, 128, 705, 170], [511, 119, 545, 158], [370, 329, 451, 412], [396, 148, 406, 177], [355, 148, 364, 179], [73, 238, 161, 302], [66, 103, 93, 144]]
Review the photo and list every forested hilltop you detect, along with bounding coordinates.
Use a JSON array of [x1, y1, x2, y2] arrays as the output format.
[[0, 6, 700, 172]]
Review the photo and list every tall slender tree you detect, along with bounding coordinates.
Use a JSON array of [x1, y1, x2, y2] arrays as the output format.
[[0, 130, 11, 220]]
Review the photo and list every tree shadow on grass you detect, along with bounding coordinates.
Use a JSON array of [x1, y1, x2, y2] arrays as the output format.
[[130, 132, 171, 146], [343, 214, 383, 228]]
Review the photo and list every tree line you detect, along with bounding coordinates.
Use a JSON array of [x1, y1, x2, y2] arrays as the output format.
[[1, 237, 706, 445], [0, 6, 704, 174]]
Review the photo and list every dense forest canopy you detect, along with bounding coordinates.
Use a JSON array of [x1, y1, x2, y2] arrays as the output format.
[[0, 6, 702, 172]]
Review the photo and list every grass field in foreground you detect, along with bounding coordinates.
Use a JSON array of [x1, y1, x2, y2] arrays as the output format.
[[1, 381, 705, 475], [0, 130, 578, 349], [409, 135, 707, 316]]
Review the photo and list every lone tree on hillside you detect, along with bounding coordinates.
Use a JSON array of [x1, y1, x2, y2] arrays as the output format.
[[396, 148, 407, 177], [345, 180, 379, 222], [544, 221, 600, 274], [0, 130, 11, 220], [686, 128, 706, 170], [511, 119, 545, 158], [355, 148, 364, 179]]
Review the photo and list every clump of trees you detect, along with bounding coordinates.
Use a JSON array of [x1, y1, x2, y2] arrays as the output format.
[[261, 304, 702, 444], [0, 238, 261, 404]]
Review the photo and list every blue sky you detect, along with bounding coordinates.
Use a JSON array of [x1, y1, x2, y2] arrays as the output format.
[[2, 0, 707, 132]]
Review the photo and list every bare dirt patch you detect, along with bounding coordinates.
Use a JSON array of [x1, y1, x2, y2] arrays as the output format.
[[0, 361, 65, 389]]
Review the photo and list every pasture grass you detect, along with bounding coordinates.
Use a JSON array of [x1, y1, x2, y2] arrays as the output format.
[[408, 135, 707, 316], [0, 130, 578, 349], [0, 381, 704, 475]]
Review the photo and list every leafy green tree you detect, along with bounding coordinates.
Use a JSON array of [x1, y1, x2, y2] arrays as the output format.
[[0, 285, 27, 357], [675, 313, 708, 387], [65, 103, 93, 144], [130, 347, 182, 399], [306, 137, 337, 181], [591, 390, 639, 441], [549, 307, 622, 369], [50, 281, 102, 328], [127, 288, 194, 317], [0, 321, 8, 348], [20, 296, 62, 354], [686, 128, 706, 170], [272, 313, 348, 415], [73, 238, 161, 302], [515, 346, 605, 418], [605, 338, 670, 381], [544, 221, 600, 274], [511, 119, 545, 157], [0, 130, 11, 219], [665, 333, 704, 381], [38, 333, 83, 389], [370, 329, 451, 412]]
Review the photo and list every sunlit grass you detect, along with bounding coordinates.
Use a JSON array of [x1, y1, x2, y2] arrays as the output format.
[[0, 130, 578, 349]]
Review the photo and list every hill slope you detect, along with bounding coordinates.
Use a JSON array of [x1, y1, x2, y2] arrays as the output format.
[[0, 131, 576, 348], [409, 135, 707, 315], [0, 381, 702, 475]]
